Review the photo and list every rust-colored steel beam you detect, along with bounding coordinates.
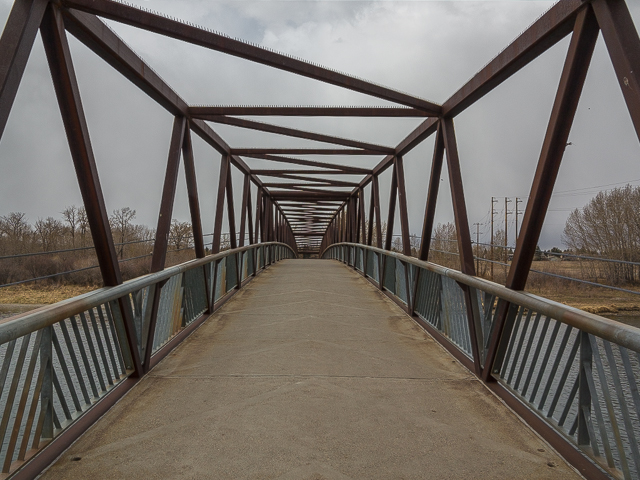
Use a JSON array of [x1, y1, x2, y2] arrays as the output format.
[[418, 121, 445, 261], [226, 162, 238, 250], [212, 155, 230, 254], [591, 0, 640, 143], [270, 192, 350, 201], [262, 182, 355, 189], [372, 175, 382, 248], [395, 156, 411, 257], [0, 0, 48, 138], [484, 7, 599, 382], [506, 7, 598, 292], [247, 180, 254, 245], [254, 187, 262, 243], [239, 153, 370, 173], [441, 118, 475, 276], [233, 148, 382, 156], [355, 0, 586, 195], [252, 169, 369, 176], [367, 183, 374, 246], [190, 105, 429, 117], [441, 117, 481, 375], [384, 160, 398, 251], [151, 116, 187, 273], [265, 174, 361, 187], [442, 0, 585, 118], [41, 5, 120, 288], [40, 4, 143, 377], [238, 174, 250, 247], [60, 9, 264, 189], [358, 187, 366, 244], [182, 126, 206, 258], [205, 115, 394, 154], [62, 0, 442, 113]]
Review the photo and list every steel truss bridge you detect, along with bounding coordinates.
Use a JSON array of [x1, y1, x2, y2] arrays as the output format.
[[1, 0, 640, 479]]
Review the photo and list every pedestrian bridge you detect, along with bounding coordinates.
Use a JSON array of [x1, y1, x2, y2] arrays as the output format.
[[34, 257, 578, 480], [1, 244, 639, 480], [2, 0, 640, 478]]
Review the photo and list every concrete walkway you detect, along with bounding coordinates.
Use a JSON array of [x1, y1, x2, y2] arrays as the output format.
[[42, 260, 582, 479]]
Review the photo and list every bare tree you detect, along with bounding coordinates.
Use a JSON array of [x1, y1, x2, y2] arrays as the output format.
[[169, 219, 192, 251], [62, 205, 79, 248], [430, 222, 459, 269], [77, 207, 89, 247], [110, 207, 136, 259], [0, 212, 32, 254], [34, 217, 64, 252], [563, 185, 640, 284]]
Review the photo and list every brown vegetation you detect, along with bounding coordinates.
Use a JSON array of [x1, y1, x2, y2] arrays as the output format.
[[0, 206, 197, 289]]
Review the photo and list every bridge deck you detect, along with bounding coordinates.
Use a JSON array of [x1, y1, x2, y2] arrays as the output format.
[[42, 260, 581, 479]]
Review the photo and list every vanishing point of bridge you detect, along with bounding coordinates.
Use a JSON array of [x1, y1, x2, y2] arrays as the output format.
[[1, 0, 640, 479]]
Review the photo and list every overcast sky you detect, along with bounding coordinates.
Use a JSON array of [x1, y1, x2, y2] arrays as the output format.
[[1, 0, 639, 250]]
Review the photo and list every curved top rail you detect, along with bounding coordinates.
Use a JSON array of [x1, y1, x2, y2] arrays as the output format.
[[323, 242, 640, 353], [0, 242, 295, 344]]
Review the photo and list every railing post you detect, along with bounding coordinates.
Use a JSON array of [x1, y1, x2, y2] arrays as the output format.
[[40, 325, 53, 442], [578, 330, 592, 447]]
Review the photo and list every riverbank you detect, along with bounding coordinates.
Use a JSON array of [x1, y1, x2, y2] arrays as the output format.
[[0, 284, 97, 306]]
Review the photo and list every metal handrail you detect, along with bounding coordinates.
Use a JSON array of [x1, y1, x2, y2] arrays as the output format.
[[324, 242, 640, 353], [0, 242, 295, 346]]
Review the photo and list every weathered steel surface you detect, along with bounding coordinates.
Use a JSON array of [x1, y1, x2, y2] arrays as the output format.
[[38, 260, 578, 480], [190, 105, 429, 117]]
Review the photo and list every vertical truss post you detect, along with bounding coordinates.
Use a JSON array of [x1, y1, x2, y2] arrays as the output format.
[[358, 187, 366, 244], [367, 184, 374, 246], [40, 4, 143, 376], [255, 187, 263, 244], [224, 162, 241, 288], [212, 154, 230, 254], [247, 182, 254, 246], [419, 121, 445, 261], [239, 173, 250, 247], [441, 117, 481, 375], [442, 119, 475, 276], [0, 0, 48, 138], [483, 7, 599, 381], [592, 0, 640, 143], [182, 125, 206, 259], [395, 155, 411, 257], [226, 163, 237, 250], [384, 159, 398, 252], [264, 196, 271, 242], [151, 116, 186, 273], [372, 175, 382, 248], [351, 196, 357, 244], [146, 116, 186, 371]]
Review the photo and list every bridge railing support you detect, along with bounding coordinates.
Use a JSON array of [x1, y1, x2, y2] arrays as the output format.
[[0, 242, 295, 480], [323, 243, 640, 480]]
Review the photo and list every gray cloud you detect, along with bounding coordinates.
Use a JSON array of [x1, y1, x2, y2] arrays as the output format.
[[1, 0, 639, 250]]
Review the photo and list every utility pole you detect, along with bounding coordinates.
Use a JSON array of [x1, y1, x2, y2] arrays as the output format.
[[505, 197, 512, 276], [515, 197, 523, 243], [473, 222, 481, 273], [491, 197, 498, 281]]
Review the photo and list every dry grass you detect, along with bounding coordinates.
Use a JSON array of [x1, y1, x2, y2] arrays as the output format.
[[526, 261, 640, 314], [474, 259, 640, 314], [0, 284, 98, 305]]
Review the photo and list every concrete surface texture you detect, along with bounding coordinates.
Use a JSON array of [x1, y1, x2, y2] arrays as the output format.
[[41, 259, 583, 479]]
